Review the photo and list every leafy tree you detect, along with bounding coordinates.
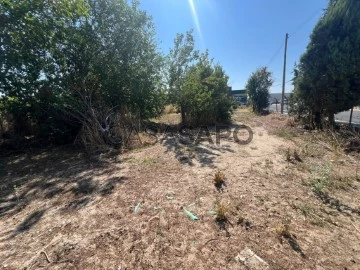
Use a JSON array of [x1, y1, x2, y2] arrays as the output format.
[[291, 0, 360, 128], [168, 30, 199, 124], [246, 67, 273, 114], [0, 0, 89, 136], [181, 52, 233, 125], [168, 32, 232, 125], [1, 0, 166, 143], [57, 0, 166, 123]]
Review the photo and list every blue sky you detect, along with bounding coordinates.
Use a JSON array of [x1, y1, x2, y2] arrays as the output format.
[[140, 0, 328, 93]]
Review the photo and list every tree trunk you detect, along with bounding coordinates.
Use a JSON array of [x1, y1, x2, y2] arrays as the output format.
[[349, 107, 354, 126], [327, 112, 335, 130], [314, 111, 322, 130], [180, 104, 186, 124]]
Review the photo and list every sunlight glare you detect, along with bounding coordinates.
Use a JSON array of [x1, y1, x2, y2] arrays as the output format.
[[188, 0, 203, 40]]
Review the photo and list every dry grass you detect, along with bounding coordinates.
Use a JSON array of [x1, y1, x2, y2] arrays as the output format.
[[293, 149, 302, 162], [264, 158, 274, 168], [213, 170, 225, 191], [214, 170, 225, 184], [275, 215, 293, 239], [286, 117, 297, 127], [291, 203, 329, 227], [272, 127, 298, 140], [286, 148, 291, 162], [308, 160, 356, 197], [300, 142, 327, 158], [164, 105, 178, 114], [152, 113, 181, 125], [231, 107, 256, 123], [284, 148, 303, 163], [1, 108, 359, 270], [215, 201, 230, 222], [128, 156, 156, 166], [275, 223, 292, 238]]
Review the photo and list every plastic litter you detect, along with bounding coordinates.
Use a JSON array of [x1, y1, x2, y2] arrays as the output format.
[[183, 208, 199, 220], [133, 202, 141, 213]]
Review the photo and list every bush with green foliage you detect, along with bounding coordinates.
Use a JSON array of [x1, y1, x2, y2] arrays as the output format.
[[181, 52, 233, 125], [1, 0, 233, 147], [168, 32, 233, 125], [0, 0, 166, 144], [291, 0, 360, 129], [0, 98, 6, 134], [167, 30, 198, 124], [246, 67, 273, 114]]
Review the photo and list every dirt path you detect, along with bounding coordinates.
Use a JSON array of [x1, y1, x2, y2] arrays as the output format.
[[0, 112, 359, 269]]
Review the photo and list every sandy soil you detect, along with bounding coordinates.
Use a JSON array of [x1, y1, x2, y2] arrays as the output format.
[[0, 110, 359, 269]]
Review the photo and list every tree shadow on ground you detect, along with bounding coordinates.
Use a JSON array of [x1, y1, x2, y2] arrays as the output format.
[[159, 125, 236, 168], [71, 178, 97, 195], [62, 196, 92, 211], [2, 208, 48, 241], [16, 209, 46, 233], [282, 235, 306, 258], [0, 146, 127, 233], [161, 135, 237, 168], [99, 176, 125, 196], [161, 135, 194, 166], [214, 180, 226, 192], [316, 192, 360, 216]]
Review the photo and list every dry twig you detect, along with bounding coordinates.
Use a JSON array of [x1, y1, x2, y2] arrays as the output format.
[[40, 251, 51, 263], [351, 221, 360, 234]]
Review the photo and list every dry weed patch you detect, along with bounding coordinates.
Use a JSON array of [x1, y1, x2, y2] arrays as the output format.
[[213, 170, 226, 191]]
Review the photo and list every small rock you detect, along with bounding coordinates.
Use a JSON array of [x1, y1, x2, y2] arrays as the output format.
[[235, 248, 269, 270], [245, 220, 252, 230]]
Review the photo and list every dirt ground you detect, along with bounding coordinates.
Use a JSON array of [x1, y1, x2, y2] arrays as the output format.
[[0, 109, 359, 269]]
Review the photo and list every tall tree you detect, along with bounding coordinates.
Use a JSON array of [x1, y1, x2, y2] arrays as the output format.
[[62, 0, 166, 118], [246, 67, 273, 114], [168, 30, 198, 124], [1, 0, 166, 142], [291, 0, 360, 128]]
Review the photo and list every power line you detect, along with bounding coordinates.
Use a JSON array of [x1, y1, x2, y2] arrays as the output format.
[[266, 43, 284, 67], [262, 8, 323, 92], [290, 9, 323, 37], [266, 9, 322, 68], [272, 80, 292, 88]]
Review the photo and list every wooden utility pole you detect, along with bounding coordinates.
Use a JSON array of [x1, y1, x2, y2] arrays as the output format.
[[281, 33, 289, 114]]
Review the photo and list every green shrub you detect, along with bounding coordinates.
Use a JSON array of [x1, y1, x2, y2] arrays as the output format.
[[246, 67, 273, 114], [181, 53, 233, 126]]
